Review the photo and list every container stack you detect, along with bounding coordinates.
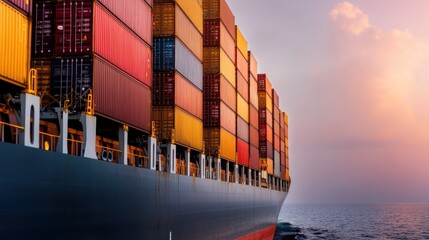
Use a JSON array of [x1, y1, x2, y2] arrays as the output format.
[[283, 112, 290, 184], [248, 51, 259, 171], [235, 26, 249, 168], [152, 0, 204, 151], [0, 0, 32, 88], [31, 0, 153, 133], [202, 0, 237, 162], [272, 89, 281, 178], [257, 74, 274, 177]]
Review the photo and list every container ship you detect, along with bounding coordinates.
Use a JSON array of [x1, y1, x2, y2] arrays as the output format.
[[0, 0, 291, 239]]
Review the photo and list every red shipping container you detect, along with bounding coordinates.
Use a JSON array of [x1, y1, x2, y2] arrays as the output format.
[[249, 76, 258, 108], [203, 0, 236, 40], [281, 151, 286, 166], [203, 100, 236, 134], [273, 106, 280, 123], [203, 19, 235, 62], [235, 49, 248, 80], [274, 120, 280, 138], [281, 140, 285, 154], [33, 1, 55, 56], [259, 123, 273, 143], [272, 89, 279, 107], [249, 125, 258, 147], [259, 141, 273, 159], [236, 116, 249, 142], [5, 0, 31, 16], [97, 0, 152, 46], [259, 108, 273, 127], [248, 51, 257, 79], [249, 145, 259, 170], [237, 138, 249, 166], [93, 55, 151, 132], [274, 134, 280, 152], [203, 74, 236, 111], [257, 74, 272, 97], [236, 72, 248, 102], [249, 105, 258, 128], [94, 3, 151, 87], [280, 165, 286, 180]]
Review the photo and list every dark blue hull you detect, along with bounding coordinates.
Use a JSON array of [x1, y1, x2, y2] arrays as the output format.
[[0, 142, 286, 239]]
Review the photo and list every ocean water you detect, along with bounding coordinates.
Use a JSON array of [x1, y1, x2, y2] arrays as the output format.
[[274, 203, 429, 240]]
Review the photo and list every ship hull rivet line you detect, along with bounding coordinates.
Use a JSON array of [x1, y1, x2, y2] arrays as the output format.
[[118, 126, 128, 165], [234, 163, 238, 184], [19, 93, 40, 148], [199, 153, 205, 179], [167, 144, 176, 174], [79, 113, 97, 159], [55, 107, 68, 154], [185, 149, 190, 176], [148, 136, 157, 170]]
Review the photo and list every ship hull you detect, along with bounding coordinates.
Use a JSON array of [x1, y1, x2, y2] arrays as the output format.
[[0, 142, 286, 239]]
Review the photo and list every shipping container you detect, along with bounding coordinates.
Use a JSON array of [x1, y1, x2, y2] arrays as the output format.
[[152, 106, 203, 151], [280, 165, 286, 180], [266, 158, 273, 175], [272, 89, 279, 107], [259, 108, 273, 127], [153, 3, 174, 36], [203, 19, 235, 62], [258, 92, 272, 112], [145, 0, 153, 7], [202, 0, 235, 39], [274, 118, 280, 138], [203, 100, 236, 134], [260, 141, 273, 159], [203, 47, 235, 87], [204, 127, 236, 161], [98, 0, 152, 46], [249, 76, 258, 108], [274, 134, 280, 152], [273, 105, 280, 123], [249, 125, 258, 147], [281, 149, 286, 166], [257, 74, 272, 97], [32, 1, 54, 56], [93, 55, 151, 132], [152, 72, 203, 119], [0, 1, 30, 86], [237, 138, 249, 166], [237, 94, 249, 122], [248, 51, 257, 79], [236, 71, 248, 101], [155, 0, 202, 33], [31, 58, 52, 106], [203, 74, 236, 111], [249, 145, 259, 170], [236, 116, 249, 142], [5, 0, 31, 16], [249, 105, 258, 128], [94, 3, 152, 87], [259, 123, 273, 143], [235, 26, 248, 61]]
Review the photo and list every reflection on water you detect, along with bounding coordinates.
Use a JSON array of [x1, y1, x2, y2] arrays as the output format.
[[275, 204, 429, 240]]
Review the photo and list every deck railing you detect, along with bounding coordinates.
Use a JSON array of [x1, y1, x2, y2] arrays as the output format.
[[0, 121, 23, 144]]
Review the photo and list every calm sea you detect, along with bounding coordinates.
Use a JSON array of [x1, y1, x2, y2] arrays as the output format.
[[274, 203, 429, 240]]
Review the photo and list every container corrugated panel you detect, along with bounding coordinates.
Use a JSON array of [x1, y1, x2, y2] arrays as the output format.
[[55, 1, 92, 55], [273, 105, 280, 123], [203, 0, 235, 40], [259, 123, 273, 143], [249, 105, 258, 128], [257, 74, 272, 97], [249, 76, 258, 108], [249, 125, 258, 147], [237, 138, 249, 166], [51, 57, 92, 110], [259, 108, 273, 127], [175, 38, 203, 89], [274, 119, 280, 138], [203, 19, 235, 62], [175, 4, 203, 61], [236, 71, 248, 102], [203, 100, 236, 134], [258, 92, 272, 112], [281, 148, 286, 166], [280, 126, 285, 141], [274, 133, 280, 152], [98, 0, 152, 46], [260, 141, 273, 159], [236, 48, 248, 80], [281, 140, 285, 154], [280, 112, 285, 129], [203, 47, 235, 87], [237, 94, 249, 122], [280, 165, 286, 180], [153, 3, 174, 36], [94, 3, 152, 87], [31, 59, 51, 106], [235, 26, 248, 61], [176, 0, 203, 34], [236, 116, 249, 142], [0, 1, 30, 86], [203, 74, 236, 111], [5, 0, 31, 16], [249, 145, 259, 170], [204, 127, 236, 161], [286, 168, 290, 181], [272, 89, 279, 107], [267, 158, 274, 175], [32, 1, 54, 56], [153, 72, 203, 119], [248, 51, 257, 79], [274, 150, 280, 177], [153, 37, 174, 71], [93, 55, 151, 132]]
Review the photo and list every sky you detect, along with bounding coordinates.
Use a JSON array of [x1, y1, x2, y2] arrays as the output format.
[[227, 0, 429, 203]]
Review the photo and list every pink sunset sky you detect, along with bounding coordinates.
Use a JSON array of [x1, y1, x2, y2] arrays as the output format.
[[228, 0, 429, 203]]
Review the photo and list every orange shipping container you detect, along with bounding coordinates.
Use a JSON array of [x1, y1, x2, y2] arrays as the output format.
[[235, 26, 248, 61], [203, 47, 235, 87], [236, 72, 249, 102], [249, 105, 258, 128], [176, 0, 203, 34], [266, 158, 274, 175], [258, 74, 272, 97], [204, 127, 236, 161], [0, 1, 30, 87], [258, 92, 273, 113], [248, 51, 257, 79], [175, 73, 203, 119], [237, 94, 249, 122], [220, 101, 236, 135], [249, 76, 258, 108], [203, 20, 235, 62], [203, 0, 235, 39], [236, 48, 248, 78]]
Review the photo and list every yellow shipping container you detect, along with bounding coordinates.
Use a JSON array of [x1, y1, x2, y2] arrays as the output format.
[[203, 47, 236, 87], [258, 92, 273, 112], [176, 0, 203, 34], [176, 4, 203, 61], [283, 112, 288, 125], [203, 127, 236, 161], [235, 26, 248, 61], [237, 94, 249, 122], [0, 2, 30, 87], [267, 158, 274, 175]]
